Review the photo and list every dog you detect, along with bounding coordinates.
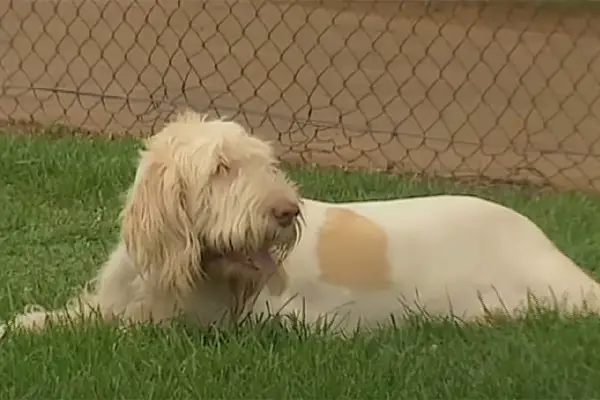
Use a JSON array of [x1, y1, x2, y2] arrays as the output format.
[[3, 110, 303, 334], [251, 196, 600, 333], [5, 113, 600, 337]]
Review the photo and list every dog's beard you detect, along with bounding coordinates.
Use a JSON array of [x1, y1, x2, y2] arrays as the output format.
[[199, 226, 299, 317], [200, 247, 280, 312]]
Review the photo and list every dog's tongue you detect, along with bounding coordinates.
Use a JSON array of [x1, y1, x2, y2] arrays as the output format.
[[248, 249, 278, 272]]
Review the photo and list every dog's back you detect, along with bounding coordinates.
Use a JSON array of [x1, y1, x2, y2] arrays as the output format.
[[255, 195, 600, 332]]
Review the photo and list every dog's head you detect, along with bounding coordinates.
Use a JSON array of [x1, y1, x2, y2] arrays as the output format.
[[120, 110, 303, 295]]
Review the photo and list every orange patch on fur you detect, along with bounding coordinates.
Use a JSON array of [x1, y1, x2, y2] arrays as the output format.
[[317, 208, 392, 291]]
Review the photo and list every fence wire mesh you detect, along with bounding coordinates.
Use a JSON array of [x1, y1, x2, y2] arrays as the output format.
[[1, 0, 600, 191]]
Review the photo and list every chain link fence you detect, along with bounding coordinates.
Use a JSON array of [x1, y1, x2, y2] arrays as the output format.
[[1, 0, 600, 190]]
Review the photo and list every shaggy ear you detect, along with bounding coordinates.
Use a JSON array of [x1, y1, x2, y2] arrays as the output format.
[[120, 154, 202, 293]]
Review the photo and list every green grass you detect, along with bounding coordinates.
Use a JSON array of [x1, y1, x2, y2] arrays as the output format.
[[2, 133, 600, 399]]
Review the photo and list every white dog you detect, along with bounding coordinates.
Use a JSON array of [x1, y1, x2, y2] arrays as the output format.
[[5, 112, 600, 336], [4, 110, 303, 334], [251, 196, 600, 333]]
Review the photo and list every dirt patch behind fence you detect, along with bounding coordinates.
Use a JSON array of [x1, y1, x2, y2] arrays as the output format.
[[1, 0, 600, 190]]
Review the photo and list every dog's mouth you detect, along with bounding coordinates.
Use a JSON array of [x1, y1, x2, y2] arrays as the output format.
[[231, 248, 278, 272], [206, 247, 279, 273]]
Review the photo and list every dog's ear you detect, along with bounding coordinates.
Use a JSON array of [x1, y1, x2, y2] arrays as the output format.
[[120, 152, 202, 293]]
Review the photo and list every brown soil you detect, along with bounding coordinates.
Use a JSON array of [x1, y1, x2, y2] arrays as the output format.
[[1, 0, 600, 191]]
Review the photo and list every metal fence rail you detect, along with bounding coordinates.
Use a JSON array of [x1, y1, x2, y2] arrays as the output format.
[[1, 0, 600, 190]]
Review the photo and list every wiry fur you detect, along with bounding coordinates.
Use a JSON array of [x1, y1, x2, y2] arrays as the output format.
[[5, 110, 302, 333], [251, 196, 600, 334]]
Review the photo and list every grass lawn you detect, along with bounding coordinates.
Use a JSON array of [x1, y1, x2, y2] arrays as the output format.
[[2, 133, 600, 398]]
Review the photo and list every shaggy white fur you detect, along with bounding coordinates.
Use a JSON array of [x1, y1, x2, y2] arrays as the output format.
[[4, 112, 600, 338], [3, 110, 302, 334], [251, 196, 600, 333]]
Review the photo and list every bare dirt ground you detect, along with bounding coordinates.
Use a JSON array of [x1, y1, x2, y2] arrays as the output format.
[[1, 0, 600, 190]]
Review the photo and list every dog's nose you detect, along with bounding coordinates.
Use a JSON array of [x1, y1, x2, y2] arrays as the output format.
[[272, 202, 300, 227]]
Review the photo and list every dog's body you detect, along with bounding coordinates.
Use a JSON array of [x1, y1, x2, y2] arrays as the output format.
[[4, 112, 600, 336], [253, 196, 600, 332]]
